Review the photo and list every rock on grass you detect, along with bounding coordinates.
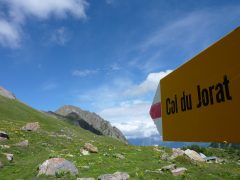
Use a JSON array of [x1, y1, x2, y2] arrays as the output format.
[[184, 149, 205, 162], [15, 140, 29, 147], [0, 131, 9, 141], [21, 122, 40, 131], [38, 158, 78, 176], [84, 143, 98, 153], [171, 167, 187, 176], [98, 172, 129, 180]]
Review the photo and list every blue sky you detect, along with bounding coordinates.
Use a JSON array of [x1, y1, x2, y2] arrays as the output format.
[[1, 0, 240, 138]]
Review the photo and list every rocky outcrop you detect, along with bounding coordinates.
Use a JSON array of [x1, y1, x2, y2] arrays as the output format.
[[171, 167, 187, 176], [38, 158, 78, 176], [21, 122, 40, 131], [0, 131, 9, 141], [98, 172, 130, 180], [84, 143, 98, 153], [184, 149, 205, 162], [55, 105, 127, 143], [0, 87, 16, 99]]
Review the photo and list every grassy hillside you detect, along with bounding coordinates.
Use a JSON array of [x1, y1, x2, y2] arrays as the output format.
[[0, 95, 240, 179]]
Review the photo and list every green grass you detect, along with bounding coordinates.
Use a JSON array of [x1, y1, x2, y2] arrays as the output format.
[[0, 95, 240, 179]]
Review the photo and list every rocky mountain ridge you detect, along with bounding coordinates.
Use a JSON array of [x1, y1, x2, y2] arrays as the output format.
[[55, 105, 128, 143], [0, 87, 16, 100], [0, 86, 127, 144]]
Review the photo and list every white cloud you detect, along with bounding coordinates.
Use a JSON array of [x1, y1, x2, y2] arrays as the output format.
[[125, 70, 172, 96], [127, 5, 240, 72], [89, 70, 172, 138], [50, 27, 71, 46], [0, 0, 88, 48], [7, 0, 88, 20], [0, 19, 20, 48], [99, 100, 158, 138], [140, 6, 240, 52], [72, 69, 98, 77], [76, 70, 171, 109]]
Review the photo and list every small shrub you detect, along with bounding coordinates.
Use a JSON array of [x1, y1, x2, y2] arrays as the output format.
[[182, 144, 207, 154]]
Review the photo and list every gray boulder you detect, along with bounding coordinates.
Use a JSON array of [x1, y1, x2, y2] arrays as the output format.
[[171, 167, 187, 176], [21, 122, 40, 131], [80, 148, 90, 156], [184, 149, 205, 162], [161, 164, 176, 171], [98, 172, 129, 180], [38, 158, 78, 176], [113, 153, 125, 160], [170, 148, 184, 159], [4, 153, 13, 161], [15, 140, 29, 147], [84, 143, 98, 153], [161, 153, 170, 161], [0, 131, 9, 141], [55, 105, 127, 143]]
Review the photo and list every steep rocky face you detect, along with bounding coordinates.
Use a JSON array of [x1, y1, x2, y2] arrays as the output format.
[[0, 87, 16, 99], [55, 105, 128, 143]]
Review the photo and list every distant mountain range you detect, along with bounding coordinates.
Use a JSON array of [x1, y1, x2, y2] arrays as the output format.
[[48, 105, 128, 143], [128, 134, 209, 148]]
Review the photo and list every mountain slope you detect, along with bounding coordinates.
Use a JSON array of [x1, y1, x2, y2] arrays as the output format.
[[0, 94, 240, 179], [55, 105, 127, 143]]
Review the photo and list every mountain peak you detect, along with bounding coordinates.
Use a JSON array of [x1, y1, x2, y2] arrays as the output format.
[[0, 86, 16, 99], [55, 105, 128, 143]]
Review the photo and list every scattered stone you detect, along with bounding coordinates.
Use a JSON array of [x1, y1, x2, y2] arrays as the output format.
[[161, 153, 170, 161], [67, 136, 73, 140], [199, 153, 207, 159], [216, 158, 225, 164], [171, 167, 187, 176], [84, 143, 98, 153], [38, 158, 78, 176], [0, 161, 3, 168], [161, 164, 176, 171], [170, 148, 184, 159], [21, 122, 40, 131], [80, 148, 90, 156], [77, 178, 95, 180], [15, 140, 29, 147], [184, 149, 205, 162], [153, 148, 162, 152], [4, 153, 13, 161], [98, 172, 129, 180], [0, 131, 9, 141], [0, 145, 10, 149], [113, 153, 125, 159], [205, 156, 218, 163]]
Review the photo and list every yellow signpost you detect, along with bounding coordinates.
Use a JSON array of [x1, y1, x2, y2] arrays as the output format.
[[160, 27, 240, 143]]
